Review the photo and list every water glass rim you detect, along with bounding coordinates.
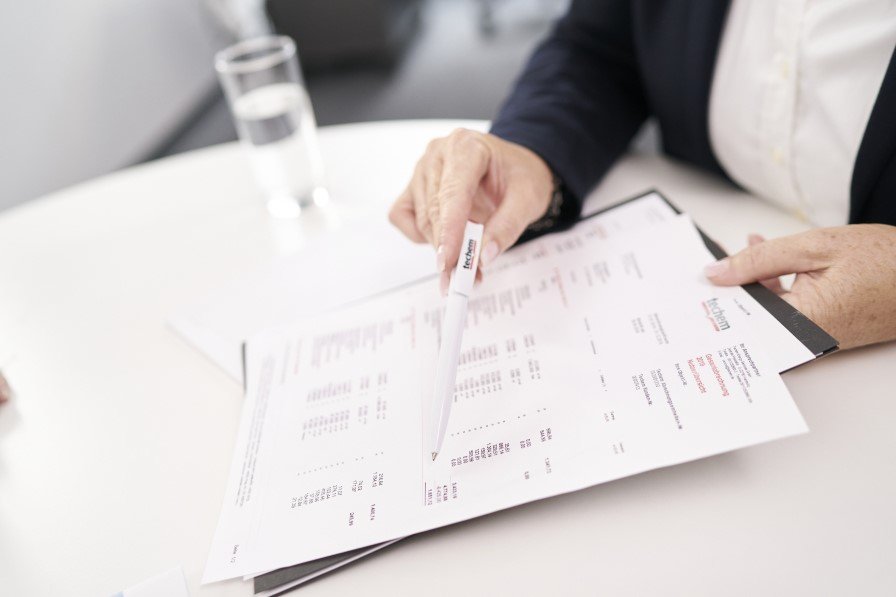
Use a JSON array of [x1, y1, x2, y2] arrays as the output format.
[[215, 35, 296, 75]]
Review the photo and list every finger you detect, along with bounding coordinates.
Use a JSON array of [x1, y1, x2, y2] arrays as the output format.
[[411, 161, 434, 245], [388, 188, 426, 243], [705, 232, 828, 286], [424, 154, 445, 251], [758, 277, 785, 294], [437, 130, 491, 271], [747, 233, 765, 246], [747, 233, 784, 293]]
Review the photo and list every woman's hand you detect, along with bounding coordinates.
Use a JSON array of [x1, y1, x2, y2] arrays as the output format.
[[705, 224, 896, 349], [389, 129, 554, 293]]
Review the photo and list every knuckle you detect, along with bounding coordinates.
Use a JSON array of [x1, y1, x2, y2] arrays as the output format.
[[798, 230, 833, 261], [814, 238, 836, 262], [470, 140, 490, 162], [745, 245, 763, 275], [460, 133, 488, 156], [731, 243, 765, 277], [426, 199, 441, 222], [436, 182, 462, 211], [448, 128, 487, 153], [448, 128, 470, 142], [422, 162, 443, 193]]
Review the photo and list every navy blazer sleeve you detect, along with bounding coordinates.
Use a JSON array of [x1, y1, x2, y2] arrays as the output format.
[[490, 0, 649, 213]]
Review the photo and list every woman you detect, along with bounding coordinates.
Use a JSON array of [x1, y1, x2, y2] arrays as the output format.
[[389, 0, 896, 349]]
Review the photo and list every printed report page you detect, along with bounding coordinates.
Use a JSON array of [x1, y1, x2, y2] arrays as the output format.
[[203, 207, 810, 583]]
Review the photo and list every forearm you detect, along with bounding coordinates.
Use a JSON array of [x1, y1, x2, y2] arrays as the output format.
[[490, 0, 649, 211]]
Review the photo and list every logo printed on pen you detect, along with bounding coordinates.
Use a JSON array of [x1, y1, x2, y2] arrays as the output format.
[[702, 298, 730, 331], [462, 239, 477, 270]]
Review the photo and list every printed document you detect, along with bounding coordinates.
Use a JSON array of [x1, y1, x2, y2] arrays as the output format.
[[203, 196, 811, 582]]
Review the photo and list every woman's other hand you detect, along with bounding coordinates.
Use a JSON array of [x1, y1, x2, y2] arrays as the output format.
[[705, 224, 896, 349]]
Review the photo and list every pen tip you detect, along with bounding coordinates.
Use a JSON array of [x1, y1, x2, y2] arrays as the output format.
[[431, 452, 438, 461]]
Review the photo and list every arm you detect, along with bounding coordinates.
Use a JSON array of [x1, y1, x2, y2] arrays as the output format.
[[390, 0, 649, 283], [491, 0, 649, 208]]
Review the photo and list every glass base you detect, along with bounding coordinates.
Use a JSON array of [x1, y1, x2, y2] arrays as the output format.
[[265, 186, 329, 219]]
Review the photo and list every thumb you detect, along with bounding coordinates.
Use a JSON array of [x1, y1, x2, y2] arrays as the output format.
[[481, 191, 542, 268], [704, 232, 826, 286]]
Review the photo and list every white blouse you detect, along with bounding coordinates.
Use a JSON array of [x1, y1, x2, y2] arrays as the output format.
[[709, 0, 896, 226]]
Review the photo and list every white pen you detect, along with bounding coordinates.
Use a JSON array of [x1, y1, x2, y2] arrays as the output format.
[[430, 221, 484, 461]]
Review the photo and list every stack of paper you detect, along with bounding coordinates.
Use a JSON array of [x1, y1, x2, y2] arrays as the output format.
[[189, 192, 834, 591]]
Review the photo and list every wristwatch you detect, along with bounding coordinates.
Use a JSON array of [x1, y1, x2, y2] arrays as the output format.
[[526, 173, 565, 234]]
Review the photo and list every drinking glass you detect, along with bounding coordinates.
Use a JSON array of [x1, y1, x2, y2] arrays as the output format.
[[215, 36, 328, 218]]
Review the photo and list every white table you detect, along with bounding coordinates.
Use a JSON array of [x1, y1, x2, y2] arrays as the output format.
[[1, 120, 894, 596]]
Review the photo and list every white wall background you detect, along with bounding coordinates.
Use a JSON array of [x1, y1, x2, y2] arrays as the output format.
[[0, 0, 230, 211]]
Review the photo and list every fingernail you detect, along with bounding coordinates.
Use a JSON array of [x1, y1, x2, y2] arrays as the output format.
[[748, 233, 764, 246], [704, 258, 730, 278], [440, 270, 449, 297], [436, 245, 446, 272], [480, 241, 499, 267]]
